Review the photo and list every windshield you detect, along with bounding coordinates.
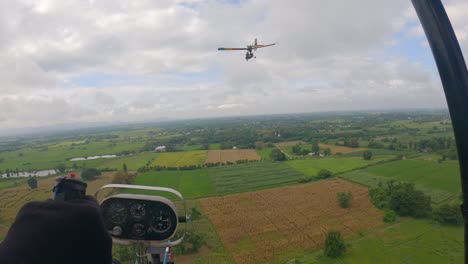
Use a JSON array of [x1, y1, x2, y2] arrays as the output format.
[[0, 1, 467, 264]]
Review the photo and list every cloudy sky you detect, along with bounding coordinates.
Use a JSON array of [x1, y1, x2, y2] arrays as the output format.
[[0, 0, 467, 130]]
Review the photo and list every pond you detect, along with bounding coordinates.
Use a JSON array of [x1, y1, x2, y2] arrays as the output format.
[[69, 154, 118, 161], [1, 169, 58, 178]]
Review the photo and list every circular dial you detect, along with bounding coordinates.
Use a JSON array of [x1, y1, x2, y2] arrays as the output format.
[[131, 223, 146, 237], [106, 202, 127, 224], [129, 203, 146, 220], [149, 209, 172, 233]]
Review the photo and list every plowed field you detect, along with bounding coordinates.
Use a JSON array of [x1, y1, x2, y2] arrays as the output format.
[[200, 179, 383, 264], [319, 143, 367, 154], [206, 149, 261, 164]]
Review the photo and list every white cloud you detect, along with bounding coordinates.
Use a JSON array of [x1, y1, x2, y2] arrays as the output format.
[[0, 0, 466, 130]]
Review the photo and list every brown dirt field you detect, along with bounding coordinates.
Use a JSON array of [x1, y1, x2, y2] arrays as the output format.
[[319, 143, 367, 154], [206, 149, 261, 164], [0, 172, 114, 226], [200, 179, 383, 264], [274, 141, 305, 147]]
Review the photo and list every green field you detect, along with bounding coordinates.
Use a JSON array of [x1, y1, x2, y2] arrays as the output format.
[[0, 139, 145, 171], [134, 170, 214, 198], [299, 219, 463, 264], [0, 178, 26, 190], [340, 170, 454, 203], [182, 144, 203, 151], [256, 147, 276, 160], [208, 162, 304, 195], [285, 156, 393, 177], [134, 161, 306, 198], [151, 151, 207, 167], [96, 152, 159, 171], [340, 159, 461, 203]]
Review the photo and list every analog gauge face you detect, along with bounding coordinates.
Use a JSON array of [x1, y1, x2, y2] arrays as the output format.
[[129, 203, 146, 220], [149, 209, 172, 233], [106, 203, 127, 224], [131, 223, 146, 238]]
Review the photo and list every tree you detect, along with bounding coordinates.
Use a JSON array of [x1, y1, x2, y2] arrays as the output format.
[[363, 150, 373, 160], [292, 144, 302, 155], [337, 192, 352, 208], [255, 142, 265, 150], [56, 163, 67, 173], [202, 143, 210, 150], [123, 163, 128, 173], [350, 138, 359, 148], [323, 148, 331, 156], [324, 231, 346, 258], [173, 231, 204, 255], [383, 210, 397, 223], [312, 141, 320, 153], [112, 171, 136, 184], [72, 163, 79, 170], [369, 181, 432, 218], [191, 206, 202, 220], [81, 168, 101, 181], [27, 177, 38, 189], [317, 169, 332, 179], [433, 204, 463, 225], [270, 149, 286, 161]]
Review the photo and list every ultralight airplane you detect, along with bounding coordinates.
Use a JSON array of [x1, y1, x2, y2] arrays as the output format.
[[218, 38, 278, 61]]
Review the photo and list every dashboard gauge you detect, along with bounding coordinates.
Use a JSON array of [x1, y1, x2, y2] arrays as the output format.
[[149, 210, 172, 233], [130, 203, 146, 220], [106, 202, 127, 224], [131, 223, 146, 237]]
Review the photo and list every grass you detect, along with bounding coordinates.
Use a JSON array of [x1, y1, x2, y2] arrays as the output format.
[[208, 162, 305, 195], [209, 144, 221, 150], [297, 219, 463, 264], [340, 159, 460, 203], [367, 159, 460, 193], [151, 151, 207, 167], [255, 147, 276, 160], [285, 156, 393, 177], [134, 170, 215, 198], [183, 144, 203, 151], [133, 161, 306, 198], [0, 178, 27, 190], [96, 152, 159, 170], [340, 170, 454, 203], [0, 139, 145, 171]]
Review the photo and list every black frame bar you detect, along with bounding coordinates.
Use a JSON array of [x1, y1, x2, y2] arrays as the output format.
[[411, 0, 468, 262]]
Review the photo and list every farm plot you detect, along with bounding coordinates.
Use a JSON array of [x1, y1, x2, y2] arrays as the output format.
[[134, 162, 306, 198], [274, 141, 305, 147], [206, 149, 260, 164], [340, 159, 460, 203], [256, 147, 276, 160], [301, 219, 462, 264], [133, 170, 215, 198], [200, 179, 383, 264], [97, 152, 159, 170], [208, 162, 305, 195], [319, 143, 367, 154], [286, 156, 392, 177], [152, 151, 207, 167]]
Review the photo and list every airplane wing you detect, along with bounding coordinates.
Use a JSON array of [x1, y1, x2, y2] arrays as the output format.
[[254, 43, 278, 49], [218, 47, 248, 51]]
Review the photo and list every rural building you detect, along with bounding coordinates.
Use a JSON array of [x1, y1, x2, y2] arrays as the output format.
[[154, 146, 167, 152]]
